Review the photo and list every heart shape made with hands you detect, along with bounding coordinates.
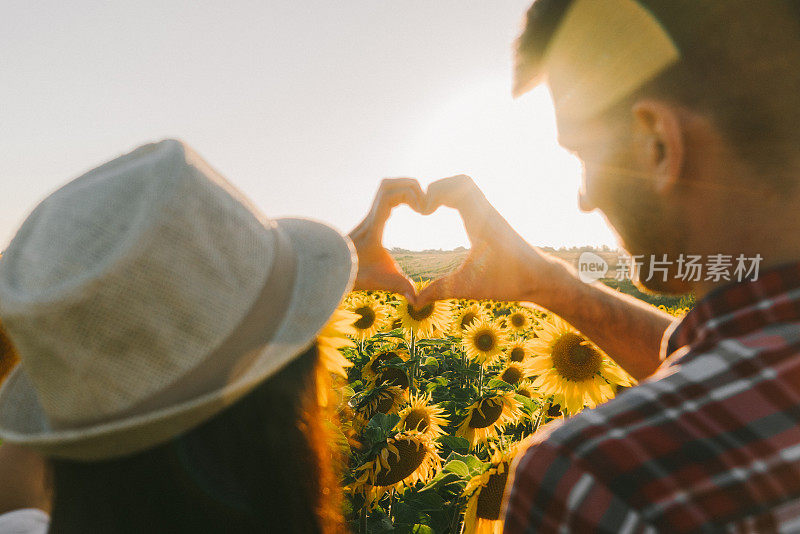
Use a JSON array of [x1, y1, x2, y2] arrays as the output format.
[[348, 175, 542, 307]]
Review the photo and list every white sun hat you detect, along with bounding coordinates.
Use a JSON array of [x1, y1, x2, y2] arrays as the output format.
[[0, 139, 356, 461]]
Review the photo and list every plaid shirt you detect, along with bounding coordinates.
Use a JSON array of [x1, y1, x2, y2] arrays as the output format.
[[504, 262, 800, 533]]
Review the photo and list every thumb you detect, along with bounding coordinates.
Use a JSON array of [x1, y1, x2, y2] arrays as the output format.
[[385, 273, 417, 304], [415, 275, 461, 308]]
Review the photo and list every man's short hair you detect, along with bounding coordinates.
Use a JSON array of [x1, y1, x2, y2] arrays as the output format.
[[515, 0, 800, 187]]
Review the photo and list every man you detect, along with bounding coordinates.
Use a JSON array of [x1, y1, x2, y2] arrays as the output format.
[[351, 0, 800, 531]]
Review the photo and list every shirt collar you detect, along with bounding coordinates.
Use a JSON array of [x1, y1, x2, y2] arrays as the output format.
[[665, 261, 800, 357]]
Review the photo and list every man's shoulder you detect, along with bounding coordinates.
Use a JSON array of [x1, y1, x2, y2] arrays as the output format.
[[541, 322, 800, 460], [515, 330, 800, 523], [540, 362, 697, 459]]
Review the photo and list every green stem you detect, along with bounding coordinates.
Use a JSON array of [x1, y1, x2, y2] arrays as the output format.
[[360, 499, 367, 534], [450, 496, 464, 533], [532, 398, 552, 434], [410, 331, 417, 394]]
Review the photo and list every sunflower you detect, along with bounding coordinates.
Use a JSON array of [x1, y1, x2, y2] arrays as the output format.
[[456, 393, 521, 448], [546, 395, 565, 419], [395, 394, 448, 438], [352, 432, 441, 501], [514, 380, 540, 400], [346, 295, 390, 340], [316, 307, 357, 378], [462, 319, 508, 364], [361, 348, 408, 381], [498, 362, 528, 386], [397, 281, 451, 339], [463, 444, 520, 534], [506, 308, 534, 333], [353, 385, 406, 424], [370, 365, 411, 391], [314, 307, 359, 406], [505, 338, 535, 363], [530, 315, 637, 415], [452, 304, 489, 336]]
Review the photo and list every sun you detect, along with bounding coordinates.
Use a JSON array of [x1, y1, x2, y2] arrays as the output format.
[[529, 315, 636, 415], [400, 81, 617, 251]]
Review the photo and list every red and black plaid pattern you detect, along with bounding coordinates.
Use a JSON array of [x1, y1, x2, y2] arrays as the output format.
[[504, 262, 800, 533]]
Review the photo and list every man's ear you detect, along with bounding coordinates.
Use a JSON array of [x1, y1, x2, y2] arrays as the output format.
[[631, 99, 685, 194]]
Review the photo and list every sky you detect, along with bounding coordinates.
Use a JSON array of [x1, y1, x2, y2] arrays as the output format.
[[0, 0, 618, 251]]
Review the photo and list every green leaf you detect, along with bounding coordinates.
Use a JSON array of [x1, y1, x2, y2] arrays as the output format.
[[515, 394, 537, 414], [437, 435, 470, 454], [446, 452, 489, 476], [404, 490, 445, 511], [464, 456, 488, 476], [415, 339, 444, 347], [443, 459, 470, 478], [487, 378, 515, 391], [423, 356, 438, 368], [366, 516, 396, 534], [420, 471, 464, 493], [392, 502, 419, 526], [375, 329, 407, 340], [411, 525, 434, 534], [368, 412, 401, 433]]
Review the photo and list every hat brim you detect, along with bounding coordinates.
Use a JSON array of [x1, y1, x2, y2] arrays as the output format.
[[0, 217, 356, 461]]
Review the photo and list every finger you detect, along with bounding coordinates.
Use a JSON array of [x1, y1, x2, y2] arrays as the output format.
[[370, 178, 426, 234], [356, 270, 417, 302], [414, 274, 462, 307], [385, 272, 417, 303], [427, 177, 502, 249], [422, 174, 478, 214]]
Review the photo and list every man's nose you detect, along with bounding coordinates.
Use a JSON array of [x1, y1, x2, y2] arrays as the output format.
[[578, 188, 596, 212]]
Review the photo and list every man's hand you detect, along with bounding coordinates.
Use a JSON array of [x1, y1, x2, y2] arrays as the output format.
[[414, 175, 558, 306], [349, 178, 426, 301], [414, 174, 671, 380]]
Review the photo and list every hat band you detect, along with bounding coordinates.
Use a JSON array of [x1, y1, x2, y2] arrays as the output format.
[[49, 225, 298, 430]]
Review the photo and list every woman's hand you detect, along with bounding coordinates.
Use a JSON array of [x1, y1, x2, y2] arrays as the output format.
[[348, 178, 426, 301]]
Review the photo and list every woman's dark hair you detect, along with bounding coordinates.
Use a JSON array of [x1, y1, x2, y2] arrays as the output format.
[[48, 344, 345, 533]]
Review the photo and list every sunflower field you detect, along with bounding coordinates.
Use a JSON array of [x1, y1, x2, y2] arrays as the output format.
[[324, 285, 687, 534]]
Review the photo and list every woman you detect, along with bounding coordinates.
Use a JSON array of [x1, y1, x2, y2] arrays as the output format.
[[0, 140, 423, 533]]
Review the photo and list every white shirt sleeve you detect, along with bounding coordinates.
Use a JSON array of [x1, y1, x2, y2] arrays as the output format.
[[0, 509, 49, 534]]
